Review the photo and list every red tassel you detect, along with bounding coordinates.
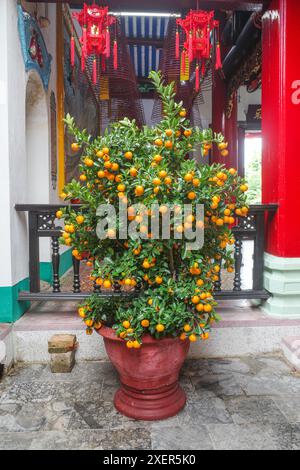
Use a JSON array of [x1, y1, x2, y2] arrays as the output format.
[[70, 36, 75, 67], [105, 28, 110, 58], [113, 41, 118, 70], [201, 60, 206, 77], [93, 59, 97, 84], [102, 55, 106, 72], [181, 50, 186, 74], [82, 26, 87, 56], [195, 65, 200, 92], [175, 30, 180, 59], [215, 43, 222, 70], [81, 52, 85, 72], [188, 32, 193, 62]]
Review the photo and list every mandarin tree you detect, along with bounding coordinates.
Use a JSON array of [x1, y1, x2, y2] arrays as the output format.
[[58, 71, 248, 347]]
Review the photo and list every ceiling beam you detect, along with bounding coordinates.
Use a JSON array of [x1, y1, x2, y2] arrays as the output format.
[[28, 1, 269, 13]]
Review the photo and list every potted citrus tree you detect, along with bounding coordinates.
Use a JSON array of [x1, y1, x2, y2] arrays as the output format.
[[58, 71, 248, 420]]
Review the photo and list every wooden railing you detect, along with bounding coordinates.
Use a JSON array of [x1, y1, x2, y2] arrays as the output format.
[[15, 203, 278, 302]]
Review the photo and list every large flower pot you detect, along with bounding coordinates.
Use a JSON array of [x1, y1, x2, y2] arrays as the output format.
[[98, 326, 190, 421]]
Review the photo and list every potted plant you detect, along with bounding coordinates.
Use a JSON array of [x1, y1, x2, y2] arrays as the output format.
[[58, 71, 248, 420]]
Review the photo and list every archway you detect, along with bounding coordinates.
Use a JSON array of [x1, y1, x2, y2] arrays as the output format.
[[25, 71, 50, 203]]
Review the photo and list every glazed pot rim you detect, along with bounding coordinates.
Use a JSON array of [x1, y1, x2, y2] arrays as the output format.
[[97, 325, 186, 344]]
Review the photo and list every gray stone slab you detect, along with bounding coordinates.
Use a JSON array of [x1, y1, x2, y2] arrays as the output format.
[[225, 397, 288, 425], [266, 424, 300, 450], [151, 424, 214, 450], [191, 373, 245, 398], [236, 373, 300, 396], [39, 361, 116, 383], [207, 358, 251, 375], [207, 423, 277, 450], [180, 358, 211, 377], [271, 396, 300, 424], [28, 428, 151, 450], [0, 431, 35, 450], [177, 398, 233, 426]]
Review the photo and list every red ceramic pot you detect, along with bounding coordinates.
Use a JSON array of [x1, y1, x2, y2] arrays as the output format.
[[98, 326, 190, 421]]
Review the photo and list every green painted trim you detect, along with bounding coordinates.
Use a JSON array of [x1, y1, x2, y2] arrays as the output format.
[[40, 248, 72, 284], [0, 278, 30, 323]]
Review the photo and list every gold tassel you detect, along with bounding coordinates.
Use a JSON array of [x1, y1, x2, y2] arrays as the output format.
[[100, 76, 109, 101]]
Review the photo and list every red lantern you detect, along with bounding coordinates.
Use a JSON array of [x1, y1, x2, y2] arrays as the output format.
[[72, 3, 118, 84], [176, 10, 221, 91]]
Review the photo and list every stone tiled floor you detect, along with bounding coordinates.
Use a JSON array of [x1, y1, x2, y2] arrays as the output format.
[[0, 355, 300, 450]]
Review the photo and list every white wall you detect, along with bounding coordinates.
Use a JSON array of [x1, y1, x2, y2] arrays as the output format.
[[238, 85, 261, 122], [0, 0, 60, 287]]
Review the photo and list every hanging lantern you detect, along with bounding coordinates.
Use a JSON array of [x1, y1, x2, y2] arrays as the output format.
[[73, 4, 118, 84], [176, 10, 221, 91]]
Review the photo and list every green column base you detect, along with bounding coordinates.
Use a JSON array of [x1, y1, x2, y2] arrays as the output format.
[[263, 253, 300, 318]]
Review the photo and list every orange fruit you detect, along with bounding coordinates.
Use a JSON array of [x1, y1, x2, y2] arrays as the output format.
[[192, 295, 200, 304], [85, 319, 94, 327], [179, 109, 186, 117], [154, 139, 163, 147], [152, 177, 161, 186], [147, 298, 153, 305], [143, 260, 151, 269], [97, 170, 105, 178], [201, 332, 209, 340], [79, 174, 87, 182], [189, 334, 197, 342], [56, 210, 63, 219], [102, 147, 109, 154], [72, 249, 79, 257], [187, 191, 196, 200], [204, 304, 212, 313], [141, 319, 150, 328], [156, 324, 165, 332], [179, 332, 186, 340], [165, 140, 173, 149], [192, 178, 200, 187], [117, 183, 126, 192], [86, 328, 93, 335], [196, 303, 204, 312], [159, 170, 167, 178], [78, 307, 86, 318], [104, 161, 112, 169], [76, 215, 84, 224], [96, 150, 104, 158], [135, 186, 144, 196], [153, 154, 162, 163], [183, 324, 191, 332], [196, 279, 204, 287], [84, 157, 94, 167], [133, 340, 141, 349], [126, 341, 134, 349], [122, 320, 130, 329], [129, 167, 138, 177], [184, 173, 193, 182], [94, 322, 102, 330], [240, 184, 248, 192], [71, 142, 80, 152], [124, 278, 132, 286], [229, 168, 236, 175], [218, 142, 228, 150], [155, 276, 163, 284], [164, 176, 172, 185], [111, 162, 119, 171], [165, 129, 173, 137], [184, 129, 192, 137], [103, 279, 112, 289], [124, 151, 133, 160]]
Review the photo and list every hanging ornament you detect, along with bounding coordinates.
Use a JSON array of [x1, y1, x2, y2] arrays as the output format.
[[176, 9, 221, 91], [73, 3, 118, 82]]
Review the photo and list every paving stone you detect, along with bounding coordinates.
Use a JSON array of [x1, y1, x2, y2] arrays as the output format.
[[207, 424, 277, 450], [271, 397, 300, 424], [4, 364, 47, 384], [266, 424, 300, 450], [224, 397, 288, 425], [28, 428, 151, 450], [235, 373, 300, 396], [0, 380, 104, 404], [151, 424, 214, 450], [207, 358, 251, 375], [0, 431, 35, 450], [39, 361, 111, 383], [180, 358, 211, 377], [72, 400, 125, 430], [177, 398, 233, 426], [191, 373, 244, 398]]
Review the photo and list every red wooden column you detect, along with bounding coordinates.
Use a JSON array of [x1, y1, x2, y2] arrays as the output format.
[[262, 0, 300, 257], [262, 0, 300, 317], [212, 74, 238, 169]]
